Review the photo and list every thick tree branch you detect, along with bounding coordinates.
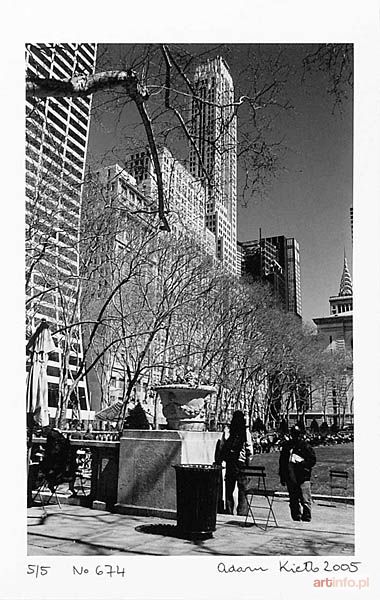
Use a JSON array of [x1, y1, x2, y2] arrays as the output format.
[[133, 99, 170, 231], [26, 69, 149, 99]]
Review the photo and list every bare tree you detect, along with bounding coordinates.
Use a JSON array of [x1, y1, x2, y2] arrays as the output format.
[[25, 43, 352, 428], [302, 43, 353, 110]]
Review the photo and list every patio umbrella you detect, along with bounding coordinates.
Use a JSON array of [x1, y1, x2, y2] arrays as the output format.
[[95, 400, 124, 422], [26, 319, 56, 428]]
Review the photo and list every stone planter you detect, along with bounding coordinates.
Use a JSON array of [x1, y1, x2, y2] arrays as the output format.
[[154, 384, 216, 431]]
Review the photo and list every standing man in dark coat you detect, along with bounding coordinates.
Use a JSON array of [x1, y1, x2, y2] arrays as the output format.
[[279, 425, 316, 522]]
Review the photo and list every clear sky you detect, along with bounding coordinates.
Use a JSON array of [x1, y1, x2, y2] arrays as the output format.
[[235, 45, 353, 324], [87, 43, 353, 325]]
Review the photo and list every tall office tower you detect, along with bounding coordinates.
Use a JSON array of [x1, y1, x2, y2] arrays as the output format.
[[189, 57, 238, 274], [126, 147, 216, 255], [286, 237, 302, 318], [240, 235, 302, 318], [83, 158, 215, 422], [25, 43, 97, 418], [82, 164, 154, 413], [236, 242, 243, 278], [350, 206, 353, 241], [240, 238, 287, 308]]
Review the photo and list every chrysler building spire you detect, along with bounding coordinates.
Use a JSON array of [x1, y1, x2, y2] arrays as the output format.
[[339, 253, 353, 296]]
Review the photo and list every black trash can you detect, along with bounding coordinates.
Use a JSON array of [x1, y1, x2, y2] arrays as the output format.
[[174, 464, 222, 539]]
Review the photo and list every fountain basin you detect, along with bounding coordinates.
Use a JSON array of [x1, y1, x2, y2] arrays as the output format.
[[154, 384, 216, 431]]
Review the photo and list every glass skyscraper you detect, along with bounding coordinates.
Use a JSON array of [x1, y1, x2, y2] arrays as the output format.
[[240, 235, 302, 318], [26, 43, 97, 417]]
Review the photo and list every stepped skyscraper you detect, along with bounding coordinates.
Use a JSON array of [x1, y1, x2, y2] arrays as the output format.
[[189, 57, 238, 274]]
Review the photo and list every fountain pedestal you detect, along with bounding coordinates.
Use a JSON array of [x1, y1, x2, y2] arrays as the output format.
[[116, 429, 220, 515], [115, 384, 220, 517]]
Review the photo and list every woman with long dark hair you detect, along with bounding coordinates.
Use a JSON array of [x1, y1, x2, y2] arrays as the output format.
[[219, 410, 253, 515]]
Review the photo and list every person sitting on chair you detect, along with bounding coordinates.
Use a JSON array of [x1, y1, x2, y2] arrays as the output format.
[[279, 425, 316, 522], [40, 427, 72, 493]]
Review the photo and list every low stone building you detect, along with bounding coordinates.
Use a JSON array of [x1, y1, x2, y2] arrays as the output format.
[[311, 254, 353, 427]]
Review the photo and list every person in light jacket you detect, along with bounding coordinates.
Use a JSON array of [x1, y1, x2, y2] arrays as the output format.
[[219, 410, 253, 515], [279, 425, 317, 522]]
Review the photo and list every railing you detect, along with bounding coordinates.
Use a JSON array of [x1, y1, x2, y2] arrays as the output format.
[[32, 430, 121, 442], [29, 434, 120, 509], [69, 431, 120, 442]]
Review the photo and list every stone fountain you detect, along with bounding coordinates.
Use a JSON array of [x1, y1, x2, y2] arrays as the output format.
[[154, 367, 215, 431], [154, 383, 216, 431], [116, 368, 220, 516]]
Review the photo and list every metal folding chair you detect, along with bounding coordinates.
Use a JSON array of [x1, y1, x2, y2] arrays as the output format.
[[329, 469, 349, 506], [239, 466, 279, 530], [33, 477, 63, 508], [70, 448, 92, 496]]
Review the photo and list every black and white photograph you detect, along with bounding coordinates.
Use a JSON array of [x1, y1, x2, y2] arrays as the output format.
[[2, 1, 380, 599]]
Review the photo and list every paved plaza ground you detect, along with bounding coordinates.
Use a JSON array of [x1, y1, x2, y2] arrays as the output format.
[[28, 496, 354, 557]]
